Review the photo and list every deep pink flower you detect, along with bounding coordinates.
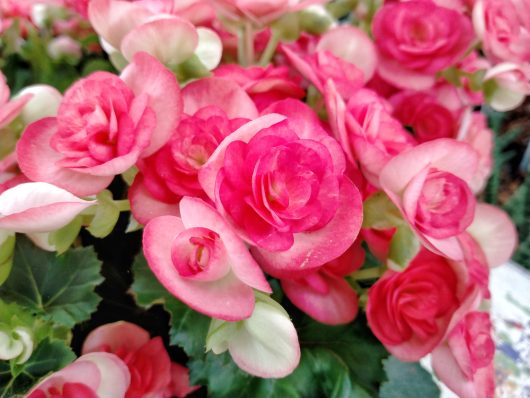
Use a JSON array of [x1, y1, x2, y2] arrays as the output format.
[[199, 99, 363, 278], [373, 1, 474, 89], [432, 312, 495, 398], [281, 240, 364, 325], [17, 52, 181, 196], [367, 250, 466, 361], [82, 321, 197, 398], [129, 77, 257, 224], [214, 64, 305, 111]]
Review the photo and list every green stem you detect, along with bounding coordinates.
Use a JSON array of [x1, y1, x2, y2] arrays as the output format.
[[259, 29, 280, 66], [351, 266, 385, 281], [114, 200, 131, 212], [238, 21, 255, 66]]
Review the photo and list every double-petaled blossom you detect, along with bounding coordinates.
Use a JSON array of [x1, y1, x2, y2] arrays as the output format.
[[129, 77, 258, 224], [82, 321, 198, 398], [373, 1, 474, 89], [199, 99, 363, 278], [379, 139, 479, 260], [27, 352, 131, 398], [143, 197, 271, 320], [17, 52, 181, 196]]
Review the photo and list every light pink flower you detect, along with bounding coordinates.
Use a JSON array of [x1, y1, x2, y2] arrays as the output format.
[[210, 0, 327, 25], [214, 64, 305, 111], [380, 139, 479, 260], [373, 1, 474, 89], [432, 311, 495, 398], [483, 62, 530, 111], [199, 99, 363, 278], [281, 240, 364, 325], [366, 250, 471, 361], [473, 0, 530, 63], [27, 352, 130, 398], [0, 182, 95, 233], [82, 321, 198, 398], [129, 77, 257, 224], [17, 52, 181, 196], [325, 81, 416, 187], [0, 71, 33, 130], [143, 197, 271, 320]]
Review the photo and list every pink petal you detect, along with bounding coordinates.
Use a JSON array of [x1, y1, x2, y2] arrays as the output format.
[[282, 272, 358, 325], [182, 77, 258, 119], [82, 321, 150, 354], [80, 352, 131, 398], [143, 215, 257, 320], [377, 54, 436, 90], [129, 175, 180, 225], [0, 94, 32, 130], [167, 362, 200, 398], [281, 45, 323, 92], [88, 0, 154, 49], [179, 197, 271, 293], [467, 203, 518, 268], [120, 52, 182, 156], [121, 16, 198, 66], [252, 176, 363, 278], [16, 118, 113, 196], [317, 26, 378, 83], [0, 182, 95, 233], [198, 113, 286, 200]]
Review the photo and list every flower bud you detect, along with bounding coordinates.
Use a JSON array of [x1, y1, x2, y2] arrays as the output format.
[[16, 85, 62, 124], [0, 326, 33, 364]]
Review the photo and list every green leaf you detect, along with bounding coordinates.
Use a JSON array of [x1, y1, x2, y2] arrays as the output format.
[[86, 190, 120, 238], [48, 216, 82, 255], [387, 224, 420, 271], [298, 316, 389, 395], [379, 356, 440, 398], [130, 253, 210, 357], [0, 338, 75, 398], [363, 192, 403, 229], [0, 237, 103, 328]]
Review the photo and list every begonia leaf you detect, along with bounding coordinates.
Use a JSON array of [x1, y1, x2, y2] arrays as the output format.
[[0, 237, 103, 328], [379, 356, 440, 398]]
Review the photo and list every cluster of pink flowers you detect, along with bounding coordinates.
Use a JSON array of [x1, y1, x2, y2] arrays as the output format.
[[1, 0, 527, 397]]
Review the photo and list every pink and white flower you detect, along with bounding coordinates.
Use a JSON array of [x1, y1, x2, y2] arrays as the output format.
[[17, 52, 181, 196], [143, 197, 271, 320]]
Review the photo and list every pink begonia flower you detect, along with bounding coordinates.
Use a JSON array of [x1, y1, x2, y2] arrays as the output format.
[[361, 228, 395, 262], [0, 71, 33, 130], [390, 91, 458, 143], [325, 81, 416, 187], [0, 182, 95, 233], [89, 0, 222, 70], [483, 62, 530, 112], [459, 112, 494, 193], [199, 99, 363, 278], [206, 293, 300, 378], [15, 84, 62, 124], [366, 249, 480, 361], [17, 52, 181, 196], [209, 0, 327, 26], [473, 0, 530, 64], [63, 0, 89, 18], [379, 139, 479, 260], [282, 45, 364, 100], [143, 197, 271, 320], [27, 352, 131, 398], [214, 64, 305, 111], [466, 203, 518, 268], [130, 77, 257, 224], [281, 239, 364, 325], [82, 321, 198, 398], [373, 1, 474, 90], [385, 0, 476, 13], [432, 311, 495, 398], [316, 26, 378, 84]]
